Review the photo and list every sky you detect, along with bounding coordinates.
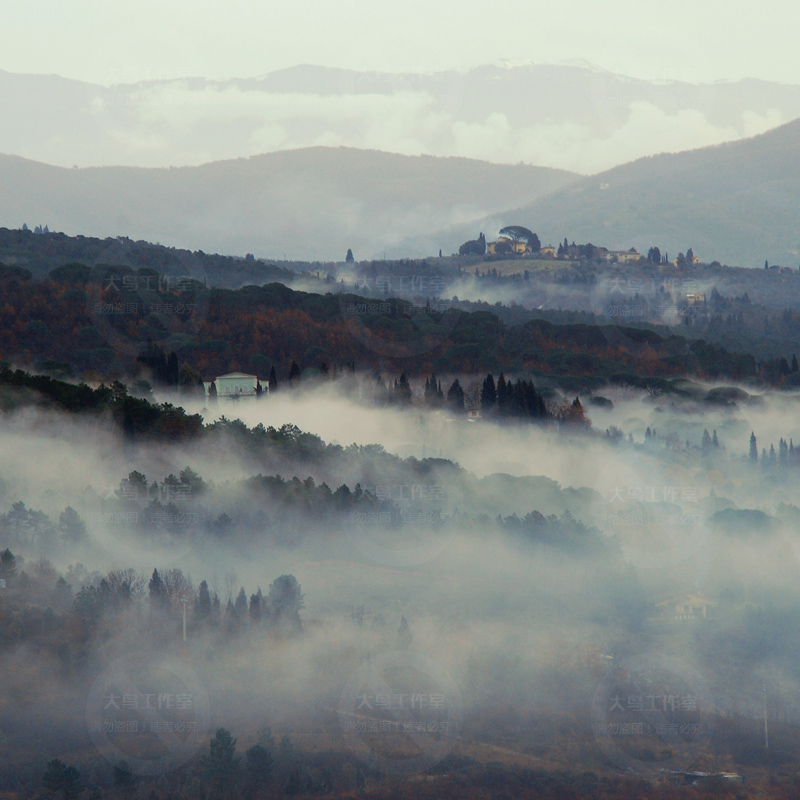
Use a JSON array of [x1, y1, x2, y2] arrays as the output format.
[[2, 0, 799, 86]]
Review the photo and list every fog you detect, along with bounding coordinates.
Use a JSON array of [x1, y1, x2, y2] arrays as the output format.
[[3, 374, 800, 792]]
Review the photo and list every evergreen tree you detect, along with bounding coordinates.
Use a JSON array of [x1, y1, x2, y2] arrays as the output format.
[[496, 373, 508, 414], [196, 580, 212, 618], [208, 381, 217, 404], [249, 589, 262, 623], [345, 248, 355, 263], [205, 728, 240, 797], [701, 429, 712, 449], [288, 361, 301, 383], [0, 549, 16, 580], [235, 587, 248, 617], [268, 365, 278, 392], [481, 373, 497, 412], [712, 430, 719, 448], [394, 372, 412, 404], [112, 761, 138, 794], [245, 744, 273, 796], [749, 432, 758, 462], [446, 379, 465, 412], [425, 374, 444, 406], [284, 765, 303, 796], [398, 615, 412, 648], [43, 760, 82, 800], [793, 354, 799, 373], [148, 569, 168, 609], [267, 575, 304, 635], [59, 507, 86, 541]]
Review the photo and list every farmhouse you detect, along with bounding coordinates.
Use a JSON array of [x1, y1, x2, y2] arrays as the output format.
[[203, 372, 263, 401], [486, 236, 530, 255], [656, 592, 717, 621], [602, 248, 643, 264]]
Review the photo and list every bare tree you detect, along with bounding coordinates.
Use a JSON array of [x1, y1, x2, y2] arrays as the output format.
[[161, 568, 195, 606], [464, 380, 482, 412], [106, 568, 147, 599]]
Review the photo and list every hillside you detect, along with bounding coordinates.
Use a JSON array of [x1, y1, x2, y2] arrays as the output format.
[[416, 118, 800, 268], [0, 148, 577, 261]]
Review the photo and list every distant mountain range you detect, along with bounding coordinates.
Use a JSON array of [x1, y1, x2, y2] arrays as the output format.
[[0, 148, 576, 261], [1, 64, 798, 173], [4, 118, 800, 266], [415, 118, 800, 269]]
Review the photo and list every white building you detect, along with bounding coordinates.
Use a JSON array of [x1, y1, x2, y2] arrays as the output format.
[[203, 372, 264, 401]]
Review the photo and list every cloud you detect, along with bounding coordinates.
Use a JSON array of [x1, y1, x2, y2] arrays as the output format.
[[89, 83, 788, 174]]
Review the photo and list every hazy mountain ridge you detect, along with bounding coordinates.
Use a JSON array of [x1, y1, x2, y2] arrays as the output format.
[[414, 118, 800, 268], [1, 63, 797, 173], [0, 148, 577, 261]]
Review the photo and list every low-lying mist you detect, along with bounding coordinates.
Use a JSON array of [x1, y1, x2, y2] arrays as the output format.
[[3, 378, 800, 793]]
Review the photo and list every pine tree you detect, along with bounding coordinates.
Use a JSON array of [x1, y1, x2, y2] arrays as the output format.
[[245, 744, 273, 795], [59, 507, 86, 541], [196, 580, 212, 618], [43, 760, 82, 800], [288, 361, 301, 383], [496, 373, 508, 414], [481, 373, 497, 412], [284, 765, 303, 796], [112, 761, 138, 794], [749, 432, 758, 462], [148, 569, 168, 609], [235, 587, 248, 617], [701, 429, 712, 449], [249, 589, 262, 623], [446, 379, 465, 412], [0, 549, 16, 580], [268, 365, 278, 392], [792, 354, 799, 373], [398, 615, 412, 648], [712, 430, 719, 448], [205, 728, 240, 796], [395, 372, 412, 404]]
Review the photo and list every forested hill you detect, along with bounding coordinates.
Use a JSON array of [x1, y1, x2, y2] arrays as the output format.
[[418, 117, 800, 268], [0, 256, 760, 389], [0, 226, 299, 287]]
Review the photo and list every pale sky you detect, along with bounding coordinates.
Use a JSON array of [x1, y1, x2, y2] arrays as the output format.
[[2, 0, 799, 86]]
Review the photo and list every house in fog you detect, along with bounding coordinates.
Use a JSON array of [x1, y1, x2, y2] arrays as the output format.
[[656, 592, 717, 621], [203, 372, 264, 401]]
